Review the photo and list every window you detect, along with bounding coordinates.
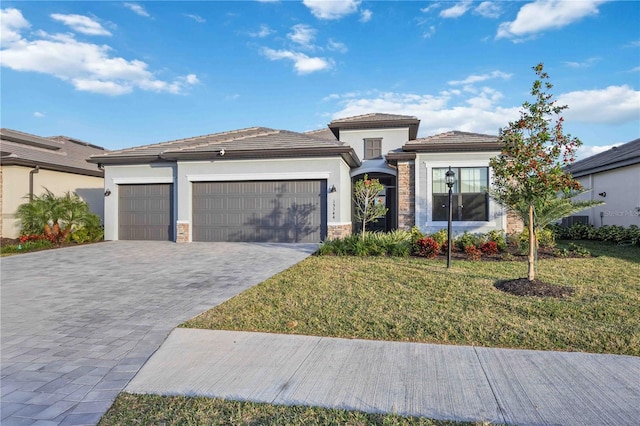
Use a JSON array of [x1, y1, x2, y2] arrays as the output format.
[[364, 138, 382, 160], [432, 167, 489, 221]]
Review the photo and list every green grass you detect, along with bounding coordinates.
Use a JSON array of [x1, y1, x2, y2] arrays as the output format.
[[99, 394, 469, 426], [0, 239, 54, 256], [183, 241, 640, 356]]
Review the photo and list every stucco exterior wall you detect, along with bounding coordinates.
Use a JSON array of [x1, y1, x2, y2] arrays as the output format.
[[339, 128, 408, 177], [415, 151, 506, 235], [0, 165, 104, 238], [103, 157, 351, 242], [574, 164, 640, 228]]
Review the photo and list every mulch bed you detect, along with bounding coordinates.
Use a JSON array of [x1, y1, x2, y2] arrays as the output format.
[[495, 278, 574, 298]]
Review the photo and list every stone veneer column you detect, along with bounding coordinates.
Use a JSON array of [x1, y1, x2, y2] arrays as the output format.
[[397, 160, 415, 230], [506, 210, 524, 234], [176, 221, 190, 243], [327, 223, 352, 239]]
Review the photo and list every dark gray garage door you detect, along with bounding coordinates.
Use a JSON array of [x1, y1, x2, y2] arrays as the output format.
[[193, 180, 327, 242], [119, 184, 173, 241]]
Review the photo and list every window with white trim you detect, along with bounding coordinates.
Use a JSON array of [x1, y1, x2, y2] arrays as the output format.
[[363, 138, 382, 160], [432, 167, 489, 221]]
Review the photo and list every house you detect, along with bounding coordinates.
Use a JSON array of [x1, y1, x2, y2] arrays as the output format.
[[89, 113, 512, 243], [0, 129, 107, 238], [566, 138, 640, 228]]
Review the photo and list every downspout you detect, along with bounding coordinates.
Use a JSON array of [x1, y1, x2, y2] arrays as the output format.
[[29, 165, 40, 202]]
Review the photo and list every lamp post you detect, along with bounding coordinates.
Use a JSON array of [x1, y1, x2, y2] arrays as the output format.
[[445, 166, 456, 268]]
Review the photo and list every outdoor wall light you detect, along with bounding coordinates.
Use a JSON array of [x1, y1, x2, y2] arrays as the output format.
[[219, 149, 225, 156], [598, 192, 606, 197], [445, 166, 456, 269], [104, 189, 111, 196], [328, 184, 337, 193]]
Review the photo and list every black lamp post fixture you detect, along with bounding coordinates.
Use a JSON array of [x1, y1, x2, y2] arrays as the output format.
[[445, 166, 456, 268]]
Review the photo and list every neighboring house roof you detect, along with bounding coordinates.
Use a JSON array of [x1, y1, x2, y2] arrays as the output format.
[[566, 138, 640, 178], [0, 128, 106, 177], [328, 113, 420, 140], [89, 127, 361, 167], [304, 128, 338, 141], [403, 131, 502, 152]]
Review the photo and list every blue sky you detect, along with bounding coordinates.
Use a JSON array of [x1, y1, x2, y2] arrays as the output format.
[[1, 1, 638, 159]]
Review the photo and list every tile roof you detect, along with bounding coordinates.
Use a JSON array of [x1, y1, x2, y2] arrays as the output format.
[[403, 130, 502, 152], [89, 127, 360, 166], [304, 128, 338, 141], [566, 138, 640, 177], [0, 128, 106, 176], [329, 113, 419, 124]]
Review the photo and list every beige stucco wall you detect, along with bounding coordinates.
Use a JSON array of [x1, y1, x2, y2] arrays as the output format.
[[0, 165, 104, 238], [574, 164, 640, 228], [415, 151, 506, 235], [339, 127, 409, 177]]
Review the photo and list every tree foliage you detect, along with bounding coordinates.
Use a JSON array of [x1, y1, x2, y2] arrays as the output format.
[[353, 174, 388, 240], [512, 189, 603, 230], [489, 63, 582, 281]]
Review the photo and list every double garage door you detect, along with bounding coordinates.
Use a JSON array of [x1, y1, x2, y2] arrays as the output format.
[[118, 180, 327, 243], [193, 180, 327, 243]]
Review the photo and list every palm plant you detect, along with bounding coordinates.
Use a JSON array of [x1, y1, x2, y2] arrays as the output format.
[[15, 189, 98, 244]]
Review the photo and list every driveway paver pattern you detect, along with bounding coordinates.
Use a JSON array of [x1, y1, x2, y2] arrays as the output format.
[[1, 241, 316, 425]]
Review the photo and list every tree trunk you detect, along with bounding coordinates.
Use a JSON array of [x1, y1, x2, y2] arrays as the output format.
[[528, 204, 535, 281]]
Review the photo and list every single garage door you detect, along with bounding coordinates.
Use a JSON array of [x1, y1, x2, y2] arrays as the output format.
[[119, 184, 173, 241], [193, 180, 327, 242]]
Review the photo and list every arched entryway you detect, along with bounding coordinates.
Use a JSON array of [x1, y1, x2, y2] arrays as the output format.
[[352, 172, 397, 233]]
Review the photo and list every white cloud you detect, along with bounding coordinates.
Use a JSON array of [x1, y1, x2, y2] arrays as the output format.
[[0, 8, 30, 48], [423, 25, 436, 39], [184, 14, 205, 23], [562, 57, 600, 68], [288, 24, 316, 49], [440, 1, 472, 18], [360, 9, 372, 22], [0, 11, 198, 96], [327, 39, 347, 53], [328, 90, 519, 137], [250, 24, 274, 38], [576, 143, 623, 160], [475, 2, 501, 19], [34, 111, 45, 118], [497, 0, 607, 40], [123, 3, 150, 18], [50, 13, 111, 36], [421, 3, 441, 14], [448, 70, 512, 86], [303, 0, 361, 20], [558, 85, 640, 125], [261, 47, 332, 74]]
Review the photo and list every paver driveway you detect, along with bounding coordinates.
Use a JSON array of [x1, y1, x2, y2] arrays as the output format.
[[1, 241, 317, 425]]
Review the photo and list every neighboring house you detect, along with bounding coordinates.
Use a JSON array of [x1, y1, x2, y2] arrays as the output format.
[[566, 138, 640, 228], [89, 113, 511, 243], [0, 129, 107, 238]]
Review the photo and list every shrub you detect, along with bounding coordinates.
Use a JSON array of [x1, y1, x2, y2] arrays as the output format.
[[455, 232, 483, 251], [414, 237, 440, 259], [517, 228, 556, 253], [485, 230, 507, 252], [480, 241, 499, 255], [429, 229, 448, 247], [568, 242, 591, 257], [464, 245, 482, 260], [410, 226, 425, 244]]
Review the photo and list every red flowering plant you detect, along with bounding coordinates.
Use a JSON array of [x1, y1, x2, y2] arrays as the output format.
[[464, 245, 482, 261], [480, 241, 499, 256]]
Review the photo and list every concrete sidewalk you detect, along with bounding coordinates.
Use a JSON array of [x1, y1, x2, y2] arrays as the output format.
[[126, 329, 640, 425]]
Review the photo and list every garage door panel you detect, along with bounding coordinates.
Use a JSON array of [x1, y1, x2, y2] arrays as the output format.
[[119, 184, 173, 241], [193, 180, 326, 242]]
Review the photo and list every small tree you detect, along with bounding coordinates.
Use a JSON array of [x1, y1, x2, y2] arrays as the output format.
[[353, 174, 388, 240], [490, 63, 581, 281]]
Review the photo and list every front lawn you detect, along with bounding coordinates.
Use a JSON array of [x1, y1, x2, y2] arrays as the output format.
[[183, 241, 640, 356], [99, 394, 464, 426]]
